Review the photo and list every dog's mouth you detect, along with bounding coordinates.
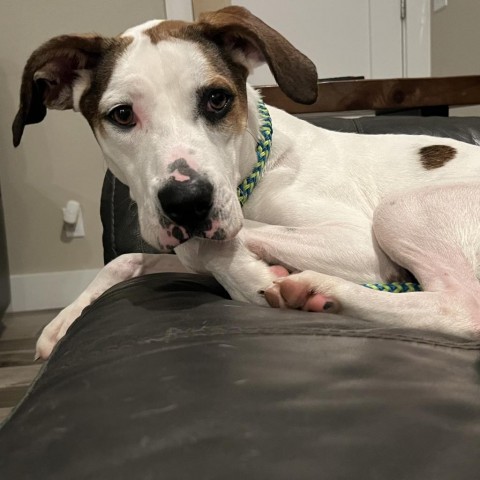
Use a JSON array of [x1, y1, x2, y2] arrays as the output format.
[[154, 210, 242, 252], [161, 215, 229, 242]]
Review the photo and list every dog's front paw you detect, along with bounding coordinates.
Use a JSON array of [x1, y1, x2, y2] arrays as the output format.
[[36, 303, 86, 360], [221, 264, 290, 306], [264, 271, 341, 313]]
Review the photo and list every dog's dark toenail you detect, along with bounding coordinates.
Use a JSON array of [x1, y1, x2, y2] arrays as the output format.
[[323, 301, 334, 311]]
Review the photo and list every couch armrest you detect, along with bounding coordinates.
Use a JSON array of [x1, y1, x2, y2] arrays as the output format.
[[2, 274, 480, 479]]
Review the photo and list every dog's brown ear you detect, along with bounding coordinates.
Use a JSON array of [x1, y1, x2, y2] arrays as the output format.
[[12, 35, 107, 147], [198, 6, 318, 105]]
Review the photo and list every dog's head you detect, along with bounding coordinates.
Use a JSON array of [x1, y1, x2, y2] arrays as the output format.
[[13, 6, 317, 251]]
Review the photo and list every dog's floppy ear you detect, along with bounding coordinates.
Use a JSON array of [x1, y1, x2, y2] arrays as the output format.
[[198, 6, 318, 105], [12, 34, 107, 147]]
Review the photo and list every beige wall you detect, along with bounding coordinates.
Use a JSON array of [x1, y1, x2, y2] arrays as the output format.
[[0, 0, 166, 275], [431, 1, 480, 115], [192, 0, 230, 19]]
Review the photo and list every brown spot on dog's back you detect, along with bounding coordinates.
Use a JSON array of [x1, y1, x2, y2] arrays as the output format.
[[419, 145, 457, 170]]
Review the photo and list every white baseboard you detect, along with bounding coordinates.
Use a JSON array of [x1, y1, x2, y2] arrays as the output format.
[[8, 269, 100, 312]]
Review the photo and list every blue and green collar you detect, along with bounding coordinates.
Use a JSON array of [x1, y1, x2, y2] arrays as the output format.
[[237, 101, 273, 206]]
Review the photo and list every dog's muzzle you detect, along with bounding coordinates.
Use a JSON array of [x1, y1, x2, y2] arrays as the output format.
[[157, 176, 214, 232]]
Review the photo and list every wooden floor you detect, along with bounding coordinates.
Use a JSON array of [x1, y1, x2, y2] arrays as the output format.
[[0, 309, 59, 423]]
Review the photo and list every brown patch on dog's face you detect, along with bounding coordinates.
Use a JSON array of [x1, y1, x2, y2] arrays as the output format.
[[419, 145, 457, 170], [197, 73, 248, 134], [196, 38, 250, 135], [79, 37, 132, 132], [146, 21, 250, 135], [145, 7, 318, 105]]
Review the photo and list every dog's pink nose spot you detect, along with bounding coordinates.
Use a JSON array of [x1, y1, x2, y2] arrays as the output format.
[[166, 158, 199, 184], [170, 170, 190, 182], [166, 148, 199, 171]]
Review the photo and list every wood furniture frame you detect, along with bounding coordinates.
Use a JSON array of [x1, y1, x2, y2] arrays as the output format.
[[260, 76, 480, 116]]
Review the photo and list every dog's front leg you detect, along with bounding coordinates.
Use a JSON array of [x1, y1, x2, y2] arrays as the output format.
[[36, 253, 184, 359], [175, 228, 283, 305]]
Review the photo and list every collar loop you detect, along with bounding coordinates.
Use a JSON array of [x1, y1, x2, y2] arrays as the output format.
[[237, 101, 273, 206]]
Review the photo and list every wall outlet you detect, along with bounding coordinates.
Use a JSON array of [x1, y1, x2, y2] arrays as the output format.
[[63, 201, 85, 238], [433, 0, 448, 12], [65, 211, 85, 238]]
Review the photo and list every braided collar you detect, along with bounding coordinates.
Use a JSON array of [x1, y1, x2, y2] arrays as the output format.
[[237, 101, 273, 206]]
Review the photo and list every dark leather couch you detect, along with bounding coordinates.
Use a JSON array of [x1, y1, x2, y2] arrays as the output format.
[[1, 85, 480, 479]]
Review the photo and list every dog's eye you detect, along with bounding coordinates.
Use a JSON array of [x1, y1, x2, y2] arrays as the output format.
[[107, 105, 136, 128], [198, 88, 234, 123], [206, 90, 232, 114]]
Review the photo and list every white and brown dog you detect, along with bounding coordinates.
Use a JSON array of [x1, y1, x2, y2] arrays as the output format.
[[13, 7, 480, 359]]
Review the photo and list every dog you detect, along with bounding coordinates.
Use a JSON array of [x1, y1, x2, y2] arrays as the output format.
[[13, 6, 480, 359]]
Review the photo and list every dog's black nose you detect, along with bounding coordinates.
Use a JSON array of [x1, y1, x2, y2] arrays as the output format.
[[158, 177, 214, 230]]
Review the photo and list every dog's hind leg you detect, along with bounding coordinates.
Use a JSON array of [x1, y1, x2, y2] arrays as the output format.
[[265, 183, 480, 337]]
